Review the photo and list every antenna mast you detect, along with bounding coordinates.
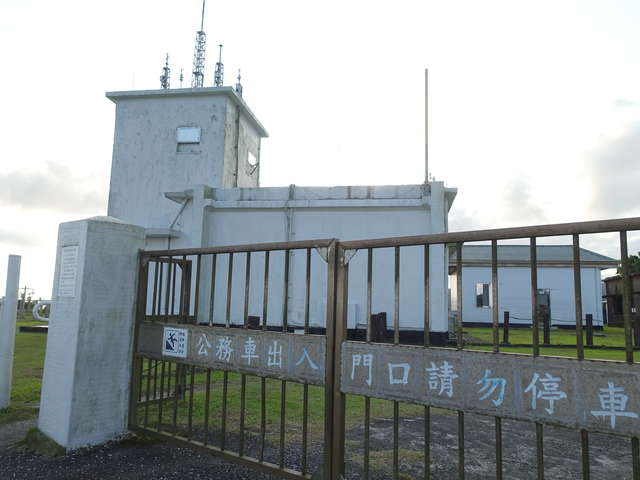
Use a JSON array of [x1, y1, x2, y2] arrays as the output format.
[[235, 69, 243, 97], [160, 53, 171, 89], [214, 44, 224, 87], [425, 68, 429, 183], [191, 0, 207, 88], [179, 68, 184, 88]]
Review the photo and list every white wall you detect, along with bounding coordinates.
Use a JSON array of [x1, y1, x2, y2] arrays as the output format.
[[458, 266, 604, 326]]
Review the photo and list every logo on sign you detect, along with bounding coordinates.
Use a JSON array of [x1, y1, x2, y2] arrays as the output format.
[[162, 327, 188, 358]]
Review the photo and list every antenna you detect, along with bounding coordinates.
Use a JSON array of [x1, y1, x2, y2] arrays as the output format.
[[180, 68, 184, 88], [160, 53, 171, 89], [214, 44, 224, 87], [235, 69, 243, 97], [425, 68, 429, 184], [191, 0, 207, 88]]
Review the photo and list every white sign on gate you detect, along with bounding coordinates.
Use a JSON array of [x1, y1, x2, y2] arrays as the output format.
[[162, 327, 188, 358]]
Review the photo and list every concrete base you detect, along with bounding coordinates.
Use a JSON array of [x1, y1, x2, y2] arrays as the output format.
[[38, 217, 144, 449]]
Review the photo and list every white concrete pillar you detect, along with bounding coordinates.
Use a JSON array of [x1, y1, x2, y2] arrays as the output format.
[[0, 255, 21, 409], [38, 216, 144, 449]]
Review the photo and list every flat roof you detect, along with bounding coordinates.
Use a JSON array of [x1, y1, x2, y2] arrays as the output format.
[[105, 86, 268, 138]]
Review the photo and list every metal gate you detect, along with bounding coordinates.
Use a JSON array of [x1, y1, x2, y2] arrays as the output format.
[[130, 218, 640, 479]]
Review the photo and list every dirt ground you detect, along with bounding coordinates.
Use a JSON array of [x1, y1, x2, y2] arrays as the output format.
[[0, 412, 636, 479]]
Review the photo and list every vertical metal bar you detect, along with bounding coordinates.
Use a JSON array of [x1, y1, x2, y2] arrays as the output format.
[[157, 361, 166, 431], [203, 369, 211, 446], [573, 234, 585, 360], [364, 397, 370, 480], [166, 362, 172, 408], [302, 383, 309, 474], [221, 370, 228, 450], [152, 360, 159, 401], [394, 246, 400, 344], [165, 257, 172, 323], [536, 422, 544, 480], [283, 249, 290, 331], [424, 244, 430, 347], [393, 246, 400, 479], [632, 437, 640, 480], [138, 359, 144, 402], [495, 417, 503, 480], [263, 251, 270, 329], [367, 248, 372, 342], [243, 252, 251, 327], [151, 261, 159, 318], [621, 231, 635, 364], [181, 255, 188, 323], [491, 240, 499, 353], [458, 411, 465, 480], [304, 247, 311, 333], [143, 359, 153, 427], [365, 248, 372, 479], [580, 429, 590, 480], [279, 379, 286, 468], [208, 254, 217, 326], [586, 314, 594, 347], [393, 401, 400, 480], [239, 252, 250, 455], [129, 256, 148, 429], [226, 252, 234, 328], [260, 250, 269, 462], [332, 246, 349, 479], [531, 237, 540, 356], [260, 376, 266, 462], [193, 254, 201, 322], [239, 373, 246, 456], [187, 365, 195, 441], [323, 242, 338, 480], [456, 243, 463, 349], [172, 360, 180, 435], [170, 258, 177, 317], [424, 406, 431, 480], [157, 262, 164, 320]]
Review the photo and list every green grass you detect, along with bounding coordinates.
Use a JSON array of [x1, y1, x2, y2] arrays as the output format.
[[464, 325, 636, 361], [0, 316, 47, 425]]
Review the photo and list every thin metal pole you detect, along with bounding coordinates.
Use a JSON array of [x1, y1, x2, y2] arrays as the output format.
[[531, 238, 540, 356], [208, 254, 217, 326], [581, 429, 590, 480], [425, 68, 428, 183], [621, 232, 635, 364], [491, 240, 499, 352], [157, 361, 166, 431], [536, 422, 544, 480], [393, 246, 400, 479], [367, 248, 372, 342], [495, 417, 503, 480], [458, 411, 465, 480], [203, 369, 212, 446], [573, 235, 585, 360], [424, 244, 430, 347], [226, 252, 234, 328], [456, 243, 463, 349]]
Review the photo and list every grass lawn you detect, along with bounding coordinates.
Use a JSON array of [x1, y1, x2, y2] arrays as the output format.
[[0, 317, 48, 425], [464, 325, 636, 361]]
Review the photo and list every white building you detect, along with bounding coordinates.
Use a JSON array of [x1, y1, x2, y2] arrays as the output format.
[[106, 87, 457, 342], [449, 245, 617, 327]]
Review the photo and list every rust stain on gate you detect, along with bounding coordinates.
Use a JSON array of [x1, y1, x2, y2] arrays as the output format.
[[130, 218, 640, 479]]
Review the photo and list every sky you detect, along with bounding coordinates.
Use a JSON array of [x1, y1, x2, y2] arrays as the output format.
[[1, 0, 640, 297]]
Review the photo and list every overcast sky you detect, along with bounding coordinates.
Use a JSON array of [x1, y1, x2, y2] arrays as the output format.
[[1, 0, 640, 296]]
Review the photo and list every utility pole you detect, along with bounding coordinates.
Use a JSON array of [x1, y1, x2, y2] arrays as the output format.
[[425, 68, 429, 184]]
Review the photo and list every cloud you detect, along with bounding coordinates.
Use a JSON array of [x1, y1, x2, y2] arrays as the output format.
[[0, 162, 106, 214], [587, 120, 640, 218], [613, 99, 640, 109], [0, 228, 40, 248], [500, 176, 546, 225]]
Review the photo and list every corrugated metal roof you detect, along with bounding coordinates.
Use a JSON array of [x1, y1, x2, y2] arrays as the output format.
[[449, 245, 617, 264]]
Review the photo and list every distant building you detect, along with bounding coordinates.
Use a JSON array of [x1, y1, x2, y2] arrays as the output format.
[[603, 272, 640, 327], [449, 245, 617, 327]]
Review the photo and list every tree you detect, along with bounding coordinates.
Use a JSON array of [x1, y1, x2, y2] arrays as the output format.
[[618, 252, 640, 274]]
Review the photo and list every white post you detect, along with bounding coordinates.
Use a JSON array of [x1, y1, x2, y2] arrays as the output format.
[[38, 217, 144, 449], [0, 255, 21, 409]]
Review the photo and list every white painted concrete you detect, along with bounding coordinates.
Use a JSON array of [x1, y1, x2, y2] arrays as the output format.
[[455, 266, 604, 326], [38, 217, 144, 449], [0, 255, 21, 409]]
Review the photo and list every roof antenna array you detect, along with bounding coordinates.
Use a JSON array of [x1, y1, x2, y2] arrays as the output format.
[[179, 68, 184, 88], [159, 53, 171, 89], [235, 69, 243, 97], [191, 0, 207, 88], [214, 44, 224, 87]]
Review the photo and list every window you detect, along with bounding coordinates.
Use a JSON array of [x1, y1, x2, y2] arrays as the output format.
[[176, 126, 201, 153], [476, 283, 491, 308]]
